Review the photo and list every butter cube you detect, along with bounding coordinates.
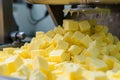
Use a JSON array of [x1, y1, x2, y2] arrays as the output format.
[[36, 31, 45, 38], [86, 57, 108, 71], [49, 50, 70, 63], [82, 71, 108, 80], [72, 55, 86, 64], [79, 20, 91, 32], [5, 55, 23, 74], [29, 69, 47, 80], [46, 30, 56, 38], [31, 49, 47, 59], [54, 26, 65, 35], [15, 49, 30, 58], [83, 41, 99, 57], [68, 45, 83, 56], [29, 38, 47, 50], [23, 59, 32, 70], [72, 31, 85, 45], [3, 48, 15, 54], [80, 35, 92, 48], [17, 64, 30, 76], [0, 63, 8, 76], [46, 45, 55, 54], [102, 55, 119, 69], [32, 56, 49, 75], [55, 40, 69, 51], [50, 70, 63, 80], [63, 31, 74, 43], [53, 34, 63, 42], [63, 20, 79, 31], [48, 62, 57, 71], [112, 62, 120, 71]]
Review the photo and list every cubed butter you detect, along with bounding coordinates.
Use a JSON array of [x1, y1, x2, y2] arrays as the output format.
[[68, 45, 83, 56], [79, 20, 91, 32], [55, 40, 69, 51], [49, 50, 70, 63], [5, 55, 23, 74], [63, 20, 79, 31]]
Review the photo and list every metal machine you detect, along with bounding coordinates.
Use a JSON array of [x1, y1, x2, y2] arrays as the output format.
[[0, 0, 120, 79], [26, 0, 120, 38]]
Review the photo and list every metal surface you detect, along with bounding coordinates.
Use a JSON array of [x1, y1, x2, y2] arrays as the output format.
[[0, 0, 18, 44], [26, 0, 120, 4]]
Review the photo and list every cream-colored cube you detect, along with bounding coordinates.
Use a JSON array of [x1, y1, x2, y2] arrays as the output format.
[[53, 34, 63, 42], [68, 45, 83, 56], [29, 69, 47, 80], [102, 55, 119, 69], [54, 26, 65, 35], [46, 30, 56, 38], [31, 50, 47, 59], [0, 63, 9, 76], [83, 41, 99, 57], [86, 57, 108, 71], [48, 62, 57, 71], [63, 20, 79, 31], [82, 71, 108, 80], [32, 56, 49, 75], [79, 20, 91, 32], [72, 55, 86, 64], [55, 40, 69, 51], [17, 64, 30, 76], [49, 50, 70, 63], [63, 31, 74, 43], [3, 48, 15, 54], [72, 31, 85, 45], [5, 55, 23, 74], [80, 35, 93, 48]]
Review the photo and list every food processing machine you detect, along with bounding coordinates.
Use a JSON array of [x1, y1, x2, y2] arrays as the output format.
[[0, 0, 120, 80]]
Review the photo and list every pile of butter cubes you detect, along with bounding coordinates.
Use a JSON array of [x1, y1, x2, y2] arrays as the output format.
[[0, 19, 120, 80]]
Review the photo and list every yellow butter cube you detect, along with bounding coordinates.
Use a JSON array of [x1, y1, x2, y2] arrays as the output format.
[[54, 26, 65, 35], [53, 34, 63, 42], [5, 55, 23, 74], [49, 50, 70, 63], [82, 71, 108, 80], [112, 62, 120, 71], [31, 49, 47, 59], [55, 40, 69, 51], [72, 31, 85, 45], [83, 41, 99, 57], [86, 57, 108, 71], [15, 49, 30, 58], [48, 62, 57, 71], [23, 59, 33, 70], [32, 56, 49, 75], [63, 20, 79, 31], [46, 45, 55, 54], [36, 31, 45, 38], [63, 31, 74, 43], [80, 35, 93, 48], [102, 55, 119, 69], [29, 69, 47, 80], [79, 20, 91, 32], [72, 55, 86, 64], [46, 30, 56, 38], [0, 63, 8, 76], [3, 48, 15, 54], [17, 64, 30, 76], [50, 70, 63, 80], [68, 45, 83, 56]]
